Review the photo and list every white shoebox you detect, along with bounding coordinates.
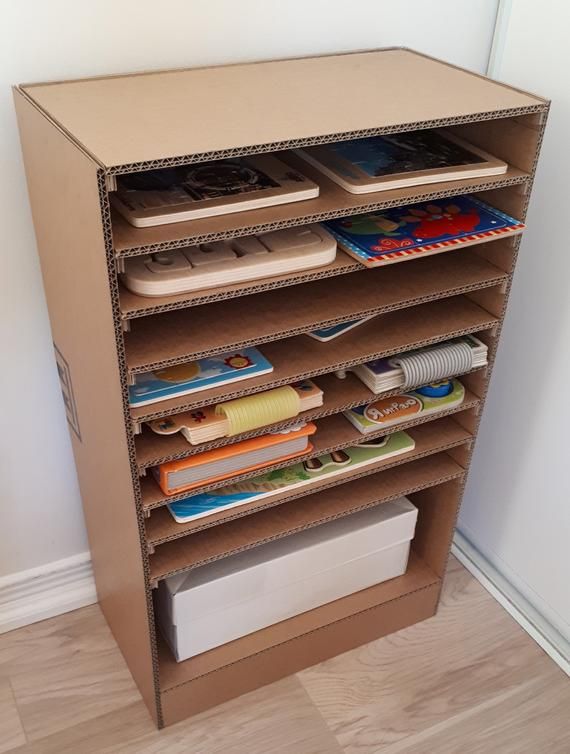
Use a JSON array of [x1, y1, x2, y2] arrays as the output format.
[[157, 496, 418, 661]]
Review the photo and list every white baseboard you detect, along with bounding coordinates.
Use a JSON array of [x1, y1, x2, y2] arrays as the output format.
[[0, 552, 97, 635], [453, 531, 570, 676]]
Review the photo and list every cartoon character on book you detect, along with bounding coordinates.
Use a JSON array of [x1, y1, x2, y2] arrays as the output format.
[[339, 202, 481, 250]]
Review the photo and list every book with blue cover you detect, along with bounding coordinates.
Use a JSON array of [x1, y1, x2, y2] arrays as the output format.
[[294, 129, 507, 194], [306, 314, 376, 342], [323, 195, 524, 268], [129, 347, 273, 407]]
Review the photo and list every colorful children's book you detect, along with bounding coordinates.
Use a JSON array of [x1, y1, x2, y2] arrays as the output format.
[[324, 195, 524, 268], [344, 379, 465, 434], [167, 431, 415, 522], [147, 380, 324, 445], [154, 423, 316, 496], [306, 314, 376, 342], [294, 130, 507, 194], [128, 347, 273, 407], [111, 155, 319, 228], [352, 335, 487, 393], [121, 224, 337, 297]]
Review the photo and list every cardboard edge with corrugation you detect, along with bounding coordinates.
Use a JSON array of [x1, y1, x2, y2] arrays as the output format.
[[12, 90, 164, 727], [13, 51, 550, 728]]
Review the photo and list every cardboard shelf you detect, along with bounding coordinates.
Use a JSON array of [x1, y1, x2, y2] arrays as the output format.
[[119, 250, 363, 317], [135, 367, 484, 471], [124, 251, 507, 370], [143, 416, 471, 530], [147, 452, 465, 579], [16, 47, 548, 729], [157, 550, 439, 691], [140, 404, 476, 512], [112, 157, 528, 257], [136, 372, 374, 470], [130, 296, 497, 425]]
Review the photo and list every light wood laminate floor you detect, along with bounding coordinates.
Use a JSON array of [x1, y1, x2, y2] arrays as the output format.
[[0, 557, 568, 753]]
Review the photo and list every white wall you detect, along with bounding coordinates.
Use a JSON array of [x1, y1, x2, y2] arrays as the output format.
[[0, 0, 499, 578], [458, 0, 570, 643]]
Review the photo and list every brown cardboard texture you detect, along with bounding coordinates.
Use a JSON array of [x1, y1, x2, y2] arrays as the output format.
[[14, 49, 548, 727]]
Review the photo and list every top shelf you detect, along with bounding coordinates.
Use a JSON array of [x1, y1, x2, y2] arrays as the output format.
[[20, 49, 547, 173], [110, 156, 529, 257]]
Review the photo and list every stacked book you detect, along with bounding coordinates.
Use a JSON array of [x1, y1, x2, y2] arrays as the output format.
[[351, 335, 487, 394], [153, 423, 316, 496]]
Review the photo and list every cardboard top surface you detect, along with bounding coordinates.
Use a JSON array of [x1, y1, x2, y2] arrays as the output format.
[[21, 49, 546, 170]]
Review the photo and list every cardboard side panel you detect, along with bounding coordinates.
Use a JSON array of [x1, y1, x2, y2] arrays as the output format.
[[410, 480, 464, 578], [160, 580, 439, 725], [13, 91, 159, 723]]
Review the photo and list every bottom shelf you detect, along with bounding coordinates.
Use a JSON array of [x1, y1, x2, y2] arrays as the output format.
[[153, 468, 465, 725], [149, 451, 464, 581], [157, 552, 440, 725]]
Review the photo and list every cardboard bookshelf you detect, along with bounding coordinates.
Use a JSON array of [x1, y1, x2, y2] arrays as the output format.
[[14, 48, 548, 728]]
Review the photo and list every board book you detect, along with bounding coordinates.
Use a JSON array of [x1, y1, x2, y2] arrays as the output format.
[[352, 335, 487, 393], [293, 129, 507, 194], [167, 431, 415, 523], [306, 315, 376, 342], [128, 347, 273, 407], [111, 155, 319, 228], [147, 380, 323, 445], [324, 195, 525, 268], [154, 423, 316, 496], [121, 224, 337, 298], [344, 379, 465, 435]]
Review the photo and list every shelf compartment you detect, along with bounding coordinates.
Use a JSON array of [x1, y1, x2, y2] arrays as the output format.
[[158, 550, 439, 694], [119, 251, 363, 316], [148, 452, 464, 580], [130, 295, 497, 425], [124, 251, 507, 371], [136, 371, 375, 470], [120, 240, 514, 323], [135, 366, 485, 471], [140, 407, 475, 513], [144, 416, 470, 533], [112, 153, 528, 258]]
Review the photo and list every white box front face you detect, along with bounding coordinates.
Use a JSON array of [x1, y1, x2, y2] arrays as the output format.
[[164, 497, 418, 625], [165, 540, 411, 660], [158, 497, 418, 661]]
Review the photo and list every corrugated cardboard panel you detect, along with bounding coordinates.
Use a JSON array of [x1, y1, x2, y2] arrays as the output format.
[[140, 406, 477, 513], [111, 162, 528, 257], [148, 453, 464, 572], [124, 252, 507, 369], [134, 368, 484, 470], [144, 416, 470, 540], [13, 92, 160, 721], [130, 296, 497, 423], [135, 371, 375, 469], [119, 251, 362, 317], [21, 49, 545, 170]]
